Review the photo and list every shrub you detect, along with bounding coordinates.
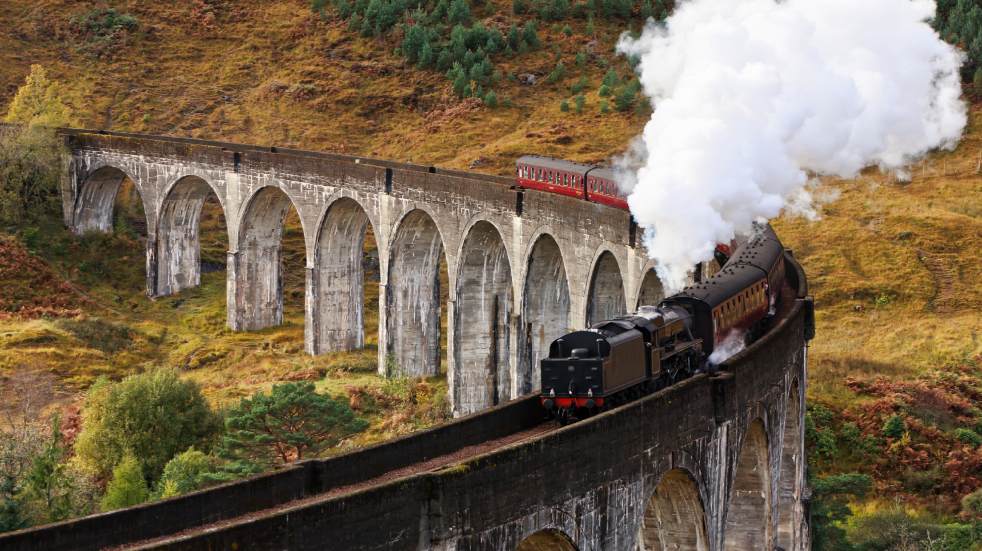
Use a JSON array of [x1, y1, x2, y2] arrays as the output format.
[[598, 83, 611, 97], [74, 370, 222, 483], [512, 0, 528, 14], [570, 76, 587, 95], [219, 382, 368, 469], [560, 100, 569, 112], [483, 90, 498, 107], [602, 67, 619, 87], [562, 24, 573, 37], [575, 51, 587, 67], [600, 99, 609, 113], [882, 414, 906, 439], [614, 82, 638, 111], [546, 61, 566, 84], [962, 487, 982, 517], [100, 455, 148, 511], [522, 20, 541, 49], [954, 428, 982, 447], [574, 94, 585, 113], [154, 448, 220, 499], [447, 0, 471, 25]]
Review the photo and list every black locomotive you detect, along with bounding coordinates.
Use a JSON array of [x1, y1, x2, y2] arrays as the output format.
[[540, 224, 786, 423]]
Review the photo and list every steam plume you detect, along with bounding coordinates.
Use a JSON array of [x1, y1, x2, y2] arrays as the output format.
[[617, 0, 967, 291]]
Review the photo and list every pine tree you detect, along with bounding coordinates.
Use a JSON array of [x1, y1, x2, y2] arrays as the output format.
[[512, 0, 528, 14], [546, 61, 566, 84], [483, 90, 498, 107], [560, 100, 569, 112], [598, 83, 611, 97], [602, 67, 619, 87], [436, 49, 454, 70], [418, 41, 435, 68], [447, 0, 471, 25], [574, 94, 585, 113], [600, 99, 609, 113], [402, 24, 427, 64], [614, 84, 637, 111], [585, 15, 595, 36], [100, 455, 148, 511], [507, 24, 521, 50], [522, 20, 540, 49], [219, 382, 368, 468]]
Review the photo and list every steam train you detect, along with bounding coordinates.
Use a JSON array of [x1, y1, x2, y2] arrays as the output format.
[[540, 224, 786, 423]]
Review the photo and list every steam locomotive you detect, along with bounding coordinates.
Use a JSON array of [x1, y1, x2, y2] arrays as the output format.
[[540, 224, 786, 423]]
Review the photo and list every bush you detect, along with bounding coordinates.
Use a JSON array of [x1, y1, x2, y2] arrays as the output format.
[[962, 488, 982, 517], [560, 100, 569, 112], [100, 455, 148, 511], [447, 0, 471, 25], [512, 0, 528, 14], [483, 90, 498, 108], [882, 414, 906, 439], [600, 99, 609, 113], [602, 67, 619, 87], [546, 61, 566, 84], [574, 94, 585, 113], [598, 84, 611, 97], [74, 369, 222, 483], [954, 428, 982, 447], [154, 448, 220, 499], [561, 24, 573, 37], [614, 82, 638, 111], [522, 20, 541, 49], [219, 382, 368, 470]]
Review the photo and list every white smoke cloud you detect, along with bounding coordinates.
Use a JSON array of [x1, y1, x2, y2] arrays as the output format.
[[708, 330, 747, 365], [617, 0, 967, 292]]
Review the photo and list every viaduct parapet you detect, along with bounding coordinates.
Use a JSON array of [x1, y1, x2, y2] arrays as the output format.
[[60, 130, 665, 416]]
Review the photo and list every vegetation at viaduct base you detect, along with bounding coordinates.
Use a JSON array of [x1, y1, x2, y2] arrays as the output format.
[[0, 1, 981, 548]]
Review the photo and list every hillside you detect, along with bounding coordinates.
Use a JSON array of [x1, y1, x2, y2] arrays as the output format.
[[1, 0, 981, 544]]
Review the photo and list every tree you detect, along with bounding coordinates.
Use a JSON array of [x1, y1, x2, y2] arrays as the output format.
[[4, 65, 71, 127], [483, 90, 498, 107], [20, 417, 73, 523], [615, 81, 639, 111], [546, 61, 566, 84], [447, 0, 471, 25], [810, 473, 871, 551], [219, 382, 367, 469], [418, 41, 435, 68], [507, 24, 521, 50], [512, 0, 528, 15], [100, 455, 148, 511], [882, 414, 906, 438], [560, 100, 569, 112], [522, 20, 540, 49], [402, 24, 427, 64], [74, 370, 222, 484], [602, 67, 619, 88], [574, 94, 585, 113], [154, 447, 220, 499]]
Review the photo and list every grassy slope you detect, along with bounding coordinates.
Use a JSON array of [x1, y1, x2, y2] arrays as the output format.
[[0, 0, 980, 512]]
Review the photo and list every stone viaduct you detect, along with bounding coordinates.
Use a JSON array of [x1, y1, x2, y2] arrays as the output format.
[[3, 129, 814, 550], [59, 129, 669, 416]]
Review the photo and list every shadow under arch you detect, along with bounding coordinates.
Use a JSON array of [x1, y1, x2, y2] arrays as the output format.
[[516, 528, 578, 551], [639, 468, 710, 551], [155, 175, 228, 296], [386, 208, 446, 377], [73, 165, 149, 235], [586, 249, 626, 326], [453, 220, 513, 416], [724, 418, 771, 550], [231, 185, 305, 331], [519, 233, 570, 395], [636, 268, 665, 309], [777, 380, 801, 548], [310, 196, 378, 355]]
